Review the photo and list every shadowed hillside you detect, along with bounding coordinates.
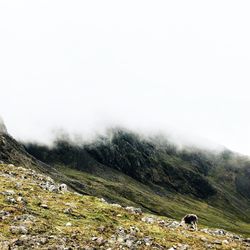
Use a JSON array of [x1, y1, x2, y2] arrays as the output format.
[[23, 129, 250, 235]]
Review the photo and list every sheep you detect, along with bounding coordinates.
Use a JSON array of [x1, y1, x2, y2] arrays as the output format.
[[58, 183, 68, 193], [180, 214, 198, 231]]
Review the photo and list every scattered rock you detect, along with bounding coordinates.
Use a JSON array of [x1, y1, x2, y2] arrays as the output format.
[[92, 236, 105, 246], [177, 244, 189, 250], [166, 221, 180, 229], [243, 238, 250, 243], [233, 235, 241, 240], [141, 216, 155, 224], [64, 207, 73, 214], [110, 203, 122, 208], [222, 239, 229, 244], [40, 203, 49, 209], [0, 210, 10, 220], [64, 202, 77, 209], [200, 236, 208, 242], [158, 219, 167, 227], [213, 229, 226, 235], [14, 214, 36, 223], [99, 198, 107, 203], [213, 240, 222, 245], [5, 196, 17, 204], [17, 196, 27, 205], [10, 225, 28, 235], [125, 206, 142, 214], [97, 226, 106, 233], [168, 244, 189, 250], [2, 190, 15, 196]]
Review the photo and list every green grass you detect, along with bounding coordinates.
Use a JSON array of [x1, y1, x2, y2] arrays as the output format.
[[56, 165, 250, 236], [0, 164, 249, 249]]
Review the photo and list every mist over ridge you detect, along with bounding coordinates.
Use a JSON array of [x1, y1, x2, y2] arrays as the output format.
[[1, 114, 245, 157], [20, 124, 226, 155]]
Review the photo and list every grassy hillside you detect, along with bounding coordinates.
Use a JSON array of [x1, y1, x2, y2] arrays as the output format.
[[24, 129, 250, 235], [1, 128, 250, 236], [55, 165, 250, 236], [0, 163, 249, 249]]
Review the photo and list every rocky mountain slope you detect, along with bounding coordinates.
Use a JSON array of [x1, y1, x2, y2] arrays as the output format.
[[24, 129, 250, 235], [1, 119, 250, 236], [0, 127, 92, 195], [0, 163, 250, 249]]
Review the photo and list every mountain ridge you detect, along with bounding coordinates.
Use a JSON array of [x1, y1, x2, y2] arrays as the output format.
[[23, 128, 250, 235], [0, 123, 250, 235]]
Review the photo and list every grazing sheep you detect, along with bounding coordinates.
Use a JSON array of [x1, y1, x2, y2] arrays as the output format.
[[180, 214, 198, 230], [59, 183, 68, 193]]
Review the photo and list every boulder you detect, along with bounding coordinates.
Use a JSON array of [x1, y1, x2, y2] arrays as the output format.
[[0, 117, 7, 134], [10, 225, 28, 235], [125, 206, 142, 215]]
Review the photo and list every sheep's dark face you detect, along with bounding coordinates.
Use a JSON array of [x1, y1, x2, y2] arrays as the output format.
[[59, 184, 67, 191]]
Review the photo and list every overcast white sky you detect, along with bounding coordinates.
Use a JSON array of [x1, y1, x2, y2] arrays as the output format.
[[0, 1, 250, 154]]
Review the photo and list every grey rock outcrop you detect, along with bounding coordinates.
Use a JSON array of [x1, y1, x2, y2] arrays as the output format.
[[0, 117, 7, 134]]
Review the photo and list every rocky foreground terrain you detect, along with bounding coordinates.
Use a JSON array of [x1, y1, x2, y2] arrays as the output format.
[[0, 164, 249, 249]]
